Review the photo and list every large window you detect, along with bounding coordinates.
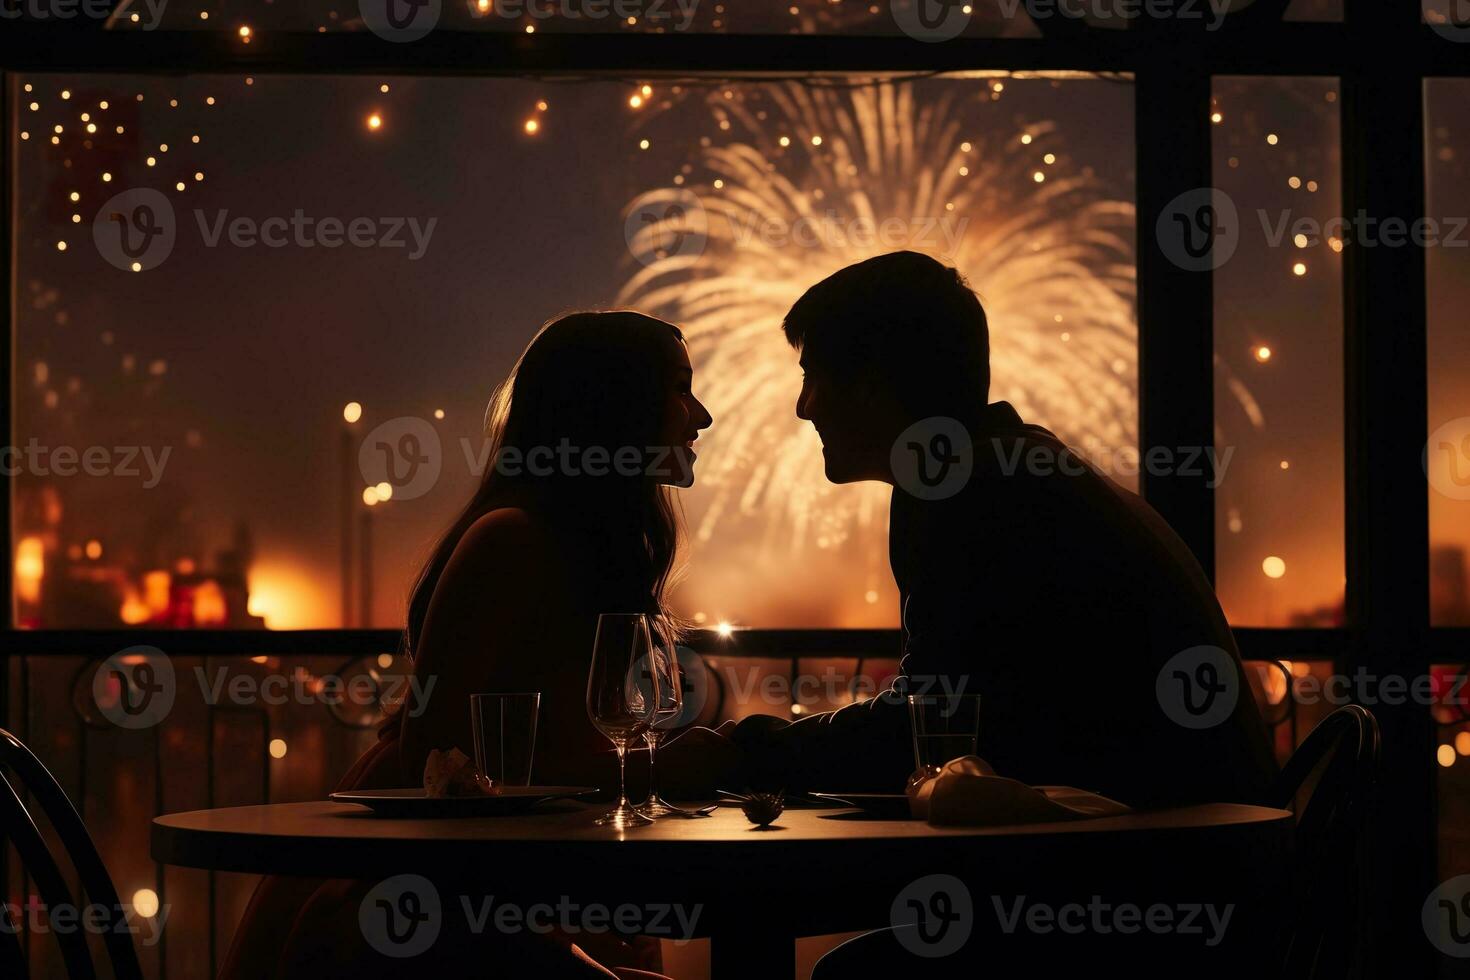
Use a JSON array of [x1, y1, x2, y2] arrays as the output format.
[[1212, 76, 1345, 628], [12, 72, 1137, 630], [1426, 79, 1470, 629]]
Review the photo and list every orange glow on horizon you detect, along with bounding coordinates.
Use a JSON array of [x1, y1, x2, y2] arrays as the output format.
[[248, 562, 331, 629], [15, 537, 44, 604]]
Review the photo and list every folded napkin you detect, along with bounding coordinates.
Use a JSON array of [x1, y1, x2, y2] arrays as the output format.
[[907, 756, 1131, 826], [422, 747, 490, 799]]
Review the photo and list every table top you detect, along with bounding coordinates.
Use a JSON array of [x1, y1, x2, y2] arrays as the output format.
[[153, 799, 1292, 877]]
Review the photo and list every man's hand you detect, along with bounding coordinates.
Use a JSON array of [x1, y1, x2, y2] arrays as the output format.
[[654, 725, 745, 800]]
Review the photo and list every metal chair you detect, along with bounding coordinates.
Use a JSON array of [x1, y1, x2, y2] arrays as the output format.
[[0, 726, 143, 980], [1269, 704, 1381, 980]]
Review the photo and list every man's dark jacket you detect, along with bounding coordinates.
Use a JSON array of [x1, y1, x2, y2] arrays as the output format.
[[737, 401, 1278, 809]]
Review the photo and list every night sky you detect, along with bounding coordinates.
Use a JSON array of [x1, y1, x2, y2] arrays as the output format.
[[13, 70, 1470, 630]]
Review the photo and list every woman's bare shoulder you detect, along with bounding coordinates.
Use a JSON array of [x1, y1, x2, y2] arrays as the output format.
[[445, 507, 553, 577]]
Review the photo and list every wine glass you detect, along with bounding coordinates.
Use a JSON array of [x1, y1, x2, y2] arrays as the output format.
[[637, 619, 686, 818], [586, 613, 660, 828]]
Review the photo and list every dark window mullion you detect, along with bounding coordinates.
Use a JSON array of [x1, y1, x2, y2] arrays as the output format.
[[1136, 64, 1216, 580], [1341, 1, 1434, 971]]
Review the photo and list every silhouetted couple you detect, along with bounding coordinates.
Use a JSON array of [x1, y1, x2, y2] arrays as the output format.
[[222, 251, 1276, 978]]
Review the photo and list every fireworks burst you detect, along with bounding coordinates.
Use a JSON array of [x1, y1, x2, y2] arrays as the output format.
[[620, 80, 1137, 588]]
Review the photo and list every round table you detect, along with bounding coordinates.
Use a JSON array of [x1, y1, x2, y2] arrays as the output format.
[[154, 800, 1293, 978]]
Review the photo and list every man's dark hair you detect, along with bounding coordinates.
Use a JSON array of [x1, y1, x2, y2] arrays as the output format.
[[783, 251, 990, 414]]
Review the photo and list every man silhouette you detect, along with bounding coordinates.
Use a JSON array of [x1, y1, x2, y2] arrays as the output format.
[[719, 250, 1276, 809]]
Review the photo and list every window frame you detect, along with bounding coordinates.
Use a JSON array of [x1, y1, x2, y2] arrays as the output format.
[[3, 7, 1465, 973]]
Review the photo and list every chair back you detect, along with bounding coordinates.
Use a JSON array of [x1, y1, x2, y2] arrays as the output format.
[[0, 727, 144, 980], [1268, 704, 1380, 980]]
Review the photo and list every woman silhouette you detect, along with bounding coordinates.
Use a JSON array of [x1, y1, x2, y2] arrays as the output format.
[[221, 311, 711, 979]]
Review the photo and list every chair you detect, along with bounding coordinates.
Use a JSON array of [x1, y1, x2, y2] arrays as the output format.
[[0, 726, 144, 980], [1268, 704, 1381, 980]]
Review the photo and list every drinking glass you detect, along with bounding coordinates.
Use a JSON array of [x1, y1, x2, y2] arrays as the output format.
[[469, 692, 540, 791], [907, 693, 983, 779], [637, 619, 685, 818], [586, 613, 660, 828]]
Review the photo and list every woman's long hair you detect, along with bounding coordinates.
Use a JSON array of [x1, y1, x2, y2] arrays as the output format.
[[403, 311, 688, 660]]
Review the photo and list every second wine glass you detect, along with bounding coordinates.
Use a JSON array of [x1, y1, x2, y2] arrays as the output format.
[[638, 618, 685, 818]]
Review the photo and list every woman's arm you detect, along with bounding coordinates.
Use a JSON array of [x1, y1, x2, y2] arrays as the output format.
[[400, 507, 553, 783]]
